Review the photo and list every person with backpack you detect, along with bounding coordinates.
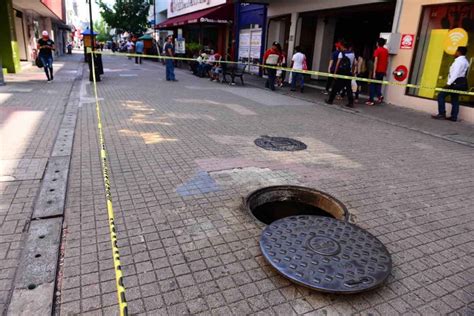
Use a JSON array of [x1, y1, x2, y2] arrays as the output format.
[[325, 41, 355, 107], [290, 46, 307, 93], [263, 41, 282, 91]]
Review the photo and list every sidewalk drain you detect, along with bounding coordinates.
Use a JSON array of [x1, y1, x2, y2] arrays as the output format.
[[255, 136, 307, 151], [245, 186, 348, 225]]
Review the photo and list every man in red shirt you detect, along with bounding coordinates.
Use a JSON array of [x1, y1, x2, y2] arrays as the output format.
[[366, 38, 389, 105], [263, 41, 282, 91]]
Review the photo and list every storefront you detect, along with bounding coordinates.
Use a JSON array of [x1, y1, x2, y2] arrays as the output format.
[[156, 0, 234, 56], [386, 0, 474, 122], [266, 0, 395, 77], [236, 3, 267, 74]]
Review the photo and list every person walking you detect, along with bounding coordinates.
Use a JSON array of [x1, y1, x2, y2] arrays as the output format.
[[325, 41, 355, 107], [432, 46, 469, 122], [325, 41, 342, 94], [135, 40, 144, 64], [37, 31, 55, 82], [366, 38, 389, 105], [263, 41, 282, 91], [164, 35, 177, 81], [290, 46, 307, 93]]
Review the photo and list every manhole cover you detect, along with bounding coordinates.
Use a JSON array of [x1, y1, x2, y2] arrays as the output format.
[[246, 186, 348, 225], [254, 136, 307, 151], [260, 215, 392, 294]]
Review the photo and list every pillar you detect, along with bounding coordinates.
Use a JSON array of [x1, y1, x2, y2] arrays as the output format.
[[286, 12, 298, 61], [311, 17, 336, 79], [0, 0, 21, 73]]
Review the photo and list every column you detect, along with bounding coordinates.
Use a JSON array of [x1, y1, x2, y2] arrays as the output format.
[[311, 17, 336, 79], [0, 0, 21, 73], [286, 12, 298, 61]]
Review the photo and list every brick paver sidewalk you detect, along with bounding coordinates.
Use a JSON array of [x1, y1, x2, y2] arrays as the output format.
[[0, 53, 83, 313], [56, 55, 474, 315]]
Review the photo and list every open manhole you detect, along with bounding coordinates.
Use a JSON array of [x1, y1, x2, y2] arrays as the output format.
[[246, 186, 348, 225], [260, 215, 392, 294], [254, 136, 307, 151]]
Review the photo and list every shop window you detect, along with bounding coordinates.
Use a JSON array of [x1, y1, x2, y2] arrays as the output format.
[[408, 3, 474, 106]]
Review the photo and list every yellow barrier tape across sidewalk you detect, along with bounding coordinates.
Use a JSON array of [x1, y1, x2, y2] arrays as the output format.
[[89, 49, 128, 316], [93, 50, 474, 97]]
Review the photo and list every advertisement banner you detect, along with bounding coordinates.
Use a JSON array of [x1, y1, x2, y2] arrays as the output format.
[[168, 0, 227, 18]]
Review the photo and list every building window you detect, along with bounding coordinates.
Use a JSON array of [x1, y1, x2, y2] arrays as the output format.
[[408, 3, 474, 106]]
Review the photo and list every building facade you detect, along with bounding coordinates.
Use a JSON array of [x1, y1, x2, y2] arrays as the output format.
[[265, 0, 474, 122], [157, 0, 235, 56], [0, 0, 68, 73]]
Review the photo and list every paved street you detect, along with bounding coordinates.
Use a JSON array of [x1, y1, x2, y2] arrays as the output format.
[[1, 53, 473, 315], [0, 53, 83, 313]]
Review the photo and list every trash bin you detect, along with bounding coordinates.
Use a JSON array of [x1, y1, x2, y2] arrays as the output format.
[[88, 53, 101, 82]]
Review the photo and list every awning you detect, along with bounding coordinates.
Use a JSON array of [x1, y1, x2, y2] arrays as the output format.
[[156, 4, 233, 29]]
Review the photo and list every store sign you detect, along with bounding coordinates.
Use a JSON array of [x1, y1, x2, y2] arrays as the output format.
[[444, 28, 468, 55], [400, 34, 414, 49], [168, 0, 226, 18]]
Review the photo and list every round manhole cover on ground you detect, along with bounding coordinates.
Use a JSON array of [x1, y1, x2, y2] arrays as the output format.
[[254, 136, 307, 151], [260, 215, 392, 294]]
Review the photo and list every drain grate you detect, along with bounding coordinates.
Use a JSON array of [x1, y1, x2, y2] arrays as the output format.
[[254, 136, 307, 151], [260, 215, 392, 294]]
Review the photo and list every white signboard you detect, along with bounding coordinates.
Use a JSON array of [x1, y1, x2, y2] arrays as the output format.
[[168, 0, 227, 18]]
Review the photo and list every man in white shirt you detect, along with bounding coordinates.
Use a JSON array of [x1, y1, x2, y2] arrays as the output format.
[[432, 46, 469, 122], [290, 46, 306, 93]]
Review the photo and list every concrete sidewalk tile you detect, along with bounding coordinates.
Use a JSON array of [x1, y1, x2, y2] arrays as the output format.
[[51, 55, 474, 315]]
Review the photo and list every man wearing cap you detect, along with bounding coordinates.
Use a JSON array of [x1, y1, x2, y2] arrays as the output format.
[[263, 41, 282, 91], [37, 31, 55, 82]]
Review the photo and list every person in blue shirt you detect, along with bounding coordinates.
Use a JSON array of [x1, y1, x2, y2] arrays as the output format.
[[164, 35, 177, 81], [325, 41, 342, 94], [135, 40, 144, 64]]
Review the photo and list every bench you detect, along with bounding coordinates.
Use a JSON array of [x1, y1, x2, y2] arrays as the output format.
[[222, 63, 247, 85]]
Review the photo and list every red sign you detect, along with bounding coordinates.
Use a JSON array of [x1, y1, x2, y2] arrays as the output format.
[[400, 34, 415, 49]]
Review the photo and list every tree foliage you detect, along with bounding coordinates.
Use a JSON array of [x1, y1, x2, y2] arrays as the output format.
[[94, 18, 112, 42], [98, 0, 150, 35]]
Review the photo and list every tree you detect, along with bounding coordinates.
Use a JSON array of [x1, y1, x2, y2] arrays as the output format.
[[98, 0, 150, 35], [94, 18, 112, 42]]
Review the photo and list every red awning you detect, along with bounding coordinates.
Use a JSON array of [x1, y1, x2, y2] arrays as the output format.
[[156, 5, 232, 29]]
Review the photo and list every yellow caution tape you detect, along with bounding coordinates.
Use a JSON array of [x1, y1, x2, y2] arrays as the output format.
[[89, 48, 128, 316], [92, 50, 474, 96]]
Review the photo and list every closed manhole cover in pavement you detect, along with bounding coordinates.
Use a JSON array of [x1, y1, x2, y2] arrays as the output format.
[[254, 136, 307, 151], [260, 215, 392, 294]]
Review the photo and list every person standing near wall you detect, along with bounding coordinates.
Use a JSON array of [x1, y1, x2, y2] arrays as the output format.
[[366, 38, 389, 106], [432, 46, 469, 122], [263, 41, 282, 91], [37, 31, 55, 82], [290, 46, 306, 93], [165, 35, 177, 82]]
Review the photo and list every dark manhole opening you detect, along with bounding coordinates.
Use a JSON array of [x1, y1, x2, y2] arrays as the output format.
[[246, 186, 348, 225], [255, 136, 307, 151]]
